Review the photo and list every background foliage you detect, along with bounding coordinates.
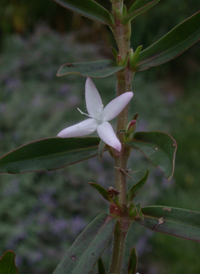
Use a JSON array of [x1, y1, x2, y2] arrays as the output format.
[[0, 1, 200, 273]]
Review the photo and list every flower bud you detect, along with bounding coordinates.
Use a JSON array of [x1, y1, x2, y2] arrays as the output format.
[[126, 119, 137, 134]]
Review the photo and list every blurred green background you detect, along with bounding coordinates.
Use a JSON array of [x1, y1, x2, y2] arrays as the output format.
[[0, 0, 200, 273]]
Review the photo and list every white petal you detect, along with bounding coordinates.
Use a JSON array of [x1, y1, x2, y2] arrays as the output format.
[[57, 119, 98, 137], [102, 92, 133, 121], [97, 122, 121, 152], [85, 78, 103, 118]]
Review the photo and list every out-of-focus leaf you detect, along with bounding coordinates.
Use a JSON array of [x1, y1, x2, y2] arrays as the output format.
[[0, 137, 100, 174], [136, 206, 200, 242], [89, 183, 113, 202], [122, 0, 160, 25], [53, 213, 116, 274], [57, 60, 124, 78], [127, 170, 149, 202], [0, 251, 17, 274], [98, 257, 105, 274], [126, 131, 177, 180], [136, 11, 200, 71], [98, 140, 106, 161], [53, 0, 112, 25], [128, 247, 138, 274]]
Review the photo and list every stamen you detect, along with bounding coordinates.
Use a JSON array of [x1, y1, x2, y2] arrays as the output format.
[[77, 108, 91, 118]]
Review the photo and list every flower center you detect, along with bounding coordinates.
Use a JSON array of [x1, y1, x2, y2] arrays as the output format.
[[95, 116, 103, 125]]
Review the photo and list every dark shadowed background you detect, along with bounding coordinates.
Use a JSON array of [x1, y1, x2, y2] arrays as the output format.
[[0, 1, 200, 273]]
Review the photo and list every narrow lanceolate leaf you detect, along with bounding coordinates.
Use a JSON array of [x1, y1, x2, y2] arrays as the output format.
[[89, 183, 113, 202], [126, 131, 177, 180], [0, 251, 17, 274], [57, 60, 124, 78], [136, 11, 200, 71], [136, 206, 200, 242], [53, 214, 116, 274], [127, 170, 149, 202], [0, 137, 100, 174], [128, 247, 138, 274], [53, 0, 112, 26], [122, 0, 160, 25], [98, 258, 106, 274]]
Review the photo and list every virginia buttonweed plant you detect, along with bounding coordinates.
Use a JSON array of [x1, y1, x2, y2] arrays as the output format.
[[0, 1, 200, 273]]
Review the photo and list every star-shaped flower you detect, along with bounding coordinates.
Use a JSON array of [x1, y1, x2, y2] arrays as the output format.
[[57, 78, 133, 152]]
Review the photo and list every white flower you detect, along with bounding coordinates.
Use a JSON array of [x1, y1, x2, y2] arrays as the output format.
[[57, 78, 133, 152]]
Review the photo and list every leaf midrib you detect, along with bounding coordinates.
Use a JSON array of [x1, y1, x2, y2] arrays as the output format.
[[0, 144, 99, 166], [72, 216, 114, 273], [138, 28, 199, 66]]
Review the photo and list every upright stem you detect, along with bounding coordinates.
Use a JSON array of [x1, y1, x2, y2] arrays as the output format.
[[109, 69, 133, 274], [109, 1, 134, 274], [111, 0, 133, 206], [115, 70, 133, 206], [109, 218, 131, 274]]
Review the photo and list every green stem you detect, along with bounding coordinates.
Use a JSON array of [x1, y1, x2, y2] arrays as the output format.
[[115, 70, 133, 206], [109, 219, 131, 274], [112, 0, 133, 206], [109, 2, 134, 274]]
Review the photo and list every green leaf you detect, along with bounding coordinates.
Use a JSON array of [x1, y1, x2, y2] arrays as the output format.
[[136, 206, 200, 242], [89, 183, 113, 202], [53, 213, 116, 274], [111, 47, 118, 61], [122, 0, 160, 25], [126, 131, 177, 180], [128, 247, 138, 274], [57, 60, 124, 78], [98, 140, 106, 161], [128, 202, 137, 218], [129, 45, 143, 69], [0, 251, 17, 274], [53, 0, 112, 26], [136, 11, 200, 71], [127, 170, 149, 202], [98, 257, 106, 274], [128, 202, 141, 219], [0, 137, 100, 174]]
